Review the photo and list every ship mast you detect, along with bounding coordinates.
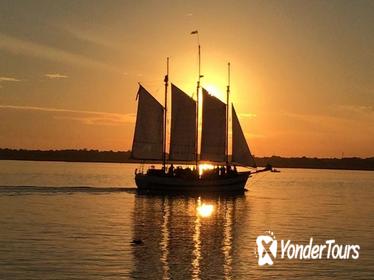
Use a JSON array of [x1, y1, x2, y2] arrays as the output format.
[[226, 62, 230, 166], [196, 44, 201, 169], [191, 30, 202, 169], [163, 57, 169, 171]]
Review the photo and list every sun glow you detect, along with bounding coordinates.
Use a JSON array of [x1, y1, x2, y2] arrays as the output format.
[[204, 84, 225, 100], [198, 163, 215, 176]]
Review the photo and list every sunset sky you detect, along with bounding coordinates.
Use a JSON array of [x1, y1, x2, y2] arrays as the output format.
[[0, 0, 373, 157]]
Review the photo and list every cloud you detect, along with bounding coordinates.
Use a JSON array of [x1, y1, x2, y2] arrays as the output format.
[[45, 73, 68, 79], [54, 115, 134, 126], [239, 113, 257, 118], [59, 24, 119, 50], [0, 76, 21, 88], [0, 32, 118, 72], [333, 104, 374, 114], [0, 104, 135, 126], [0, 76, 21, 82], [281, 109, 374, 135]]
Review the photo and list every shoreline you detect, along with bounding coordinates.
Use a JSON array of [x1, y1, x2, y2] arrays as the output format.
[[1, 158, 373, 172], [1, 148, 373, 171]]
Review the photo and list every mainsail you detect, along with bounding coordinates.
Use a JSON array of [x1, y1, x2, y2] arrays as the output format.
[[131, 85, 164, 160], [169, 84, 196, 161], [232, 105, 256, 167], [200, 88, 226, 162]]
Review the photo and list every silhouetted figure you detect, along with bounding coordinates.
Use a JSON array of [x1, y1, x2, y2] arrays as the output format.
[[192, 167, 198, 179], [215, 167, 219, 177], [168, 164, 174, 176], [265, 163, 273, 171], [175, 166, 183, 177], [220, 166, 226, 176]]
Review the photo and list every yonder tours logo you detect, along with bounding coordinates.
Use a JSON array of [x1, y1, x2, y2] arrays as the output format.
[[256, 231, 278, 266], [256, 231, 360, 266]]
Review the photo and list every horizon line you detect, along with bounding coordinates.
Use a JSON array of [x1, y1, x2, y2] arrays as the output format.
[[0, 147, 373, 160]]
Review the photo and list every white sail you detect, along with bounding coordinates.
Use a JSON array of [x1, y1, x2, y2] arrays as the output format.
[[232, 105, 256, 167], [200, 88, 226, 162], [169, 84, 196, 161], [131, 85, 164, 160]]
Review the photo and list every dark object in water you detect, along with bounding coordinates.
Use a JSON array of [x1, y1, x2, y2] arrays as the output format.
[[264, 163, 280, 173], [131, 239, 144, 245]]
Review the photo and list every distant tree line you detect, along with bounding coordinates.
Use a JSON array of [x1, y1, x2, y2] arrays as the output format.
[[255, 156, 374, 171], [0, 148, 373, 171], [0, 148, 133, 163]]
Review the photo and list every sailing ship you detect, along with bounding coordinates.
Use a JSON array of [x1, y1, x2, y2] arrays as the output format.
[[131, 54, 267, 192]]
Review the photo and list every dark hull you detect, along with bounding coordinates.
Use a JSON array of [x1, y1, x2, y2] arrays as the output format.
[[135, 171, 250, 193]]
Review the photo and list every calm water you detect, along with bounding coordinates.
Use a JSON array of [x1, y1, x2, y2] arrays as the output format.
[[0, 160, 373, 279]]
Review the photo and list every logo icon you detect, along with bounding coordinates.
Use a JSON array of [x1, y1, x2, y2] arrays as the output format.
[[256, 231, 277, 266]]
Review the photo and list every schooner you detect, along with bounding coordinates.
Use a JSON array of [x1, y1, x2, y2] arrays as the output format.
[[131, 60, 265, 192]]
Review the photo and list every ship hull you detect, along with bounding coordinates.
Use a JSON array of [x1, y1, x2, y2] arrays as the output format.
[[135, 172, 250, 193]]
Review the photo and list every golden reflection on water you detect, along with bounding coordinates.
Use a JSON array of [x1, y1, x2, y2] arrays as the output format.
[[192, 197, 216, 279], [132, 195, 240, 279], [160, 197, 170, 280], [192, 201, 201, 280], [223, 200, 233, 280], [196, 197, 214, 218]]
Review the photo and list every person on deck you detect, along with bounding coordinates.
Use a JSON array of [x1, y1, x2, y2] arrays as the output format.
[[168, 164, 174, 176]]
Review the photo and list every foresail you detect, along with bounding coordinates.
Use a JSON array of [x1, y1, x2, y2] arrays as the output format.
[[232, 105, 256, 167], [131, 85, 164, 160], [169, 84, 196, 161], [200, 88, 226, 162]]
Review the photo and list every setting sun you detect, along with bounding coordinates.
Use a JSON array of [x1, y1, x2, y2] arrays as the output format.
[[0, 2, 372, 279], [198, 163, 215, 176], [204, 84, 225, 100]]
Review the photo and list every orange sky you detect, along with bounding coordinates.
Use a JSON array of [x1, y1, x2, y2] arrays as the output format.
[[0, 1, 373, 157]]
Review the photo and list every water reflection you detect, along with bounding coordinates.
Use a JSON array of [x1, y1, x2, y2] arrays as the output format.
[[192, 200, 201, 280], [196, 197, 214, 218], [131, 194, 244, 279], [222, 199, 233, 279], [160, 197, 170, 280]]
